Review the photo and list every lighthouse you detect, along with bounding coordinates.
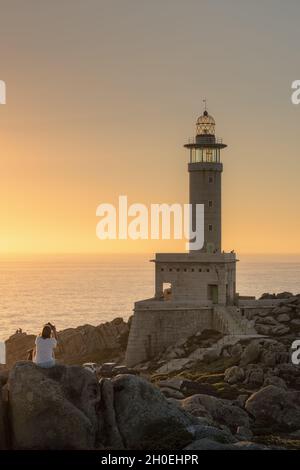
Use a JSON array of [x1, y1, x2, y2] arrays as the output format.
[[126, 108, 239, 366], [184, 109, 226, 253], [149, 108, 236, 305]]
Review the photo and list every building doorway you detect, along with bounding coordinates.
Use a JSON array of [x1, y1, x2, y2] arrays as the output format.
[[163, 282, 172, 300], [208, 284, 218, 304]]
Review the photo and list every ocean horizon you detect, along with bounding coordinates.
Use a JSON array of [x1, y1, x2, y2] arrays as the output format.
[[0, 253, 299, 341]]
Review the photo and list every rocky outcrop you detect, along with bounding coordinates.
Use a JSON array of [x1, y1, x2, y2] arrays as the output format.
[[4, 317, 129, 370], [5, 362, 197, 450], [9, 362, 100, 449], [2, 361, 289, 450], [180, 394, 250, 432], [250, 295, 300, 336], [5, 333, 36, 368], [57, 318, 128, 364], [240, 341, 262, 366], [260, 292, 294, 300], [107, 374, 196, 450], [224, 366, 245, 385], [0, 361, 218, 450], [2, 294, 300, 450], [245, 385, 300, 432], [134, 319, 300, 449]]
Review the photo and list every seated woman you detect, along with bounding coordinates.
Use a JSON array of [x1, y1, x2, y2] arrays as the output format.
[[33, 323, 58, 368]]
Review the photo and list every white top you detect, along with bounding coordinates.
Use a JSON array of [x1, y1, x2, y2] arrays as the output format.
[[34, 337, 57, 364]]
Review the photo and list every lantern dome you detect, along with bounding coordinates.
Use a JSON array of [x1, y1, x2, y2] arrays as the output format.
[[196, 110, 215, 136]]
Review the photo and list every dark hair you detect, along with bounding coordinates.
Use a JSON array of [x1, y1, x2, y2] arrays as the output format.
[[41, 324, 52, 339]]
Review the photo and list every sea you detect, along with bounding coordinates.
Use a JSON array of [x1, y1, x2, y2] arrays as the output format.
[[0, 253, 299, 341]]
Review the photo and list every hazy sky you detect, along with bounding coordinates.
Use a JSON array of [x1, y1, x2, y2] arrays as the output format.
[[0, 0, 299, 254]]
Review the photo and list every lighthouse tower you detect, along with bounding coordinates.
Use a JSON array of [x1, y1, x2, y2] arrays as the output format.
[[184, 109, 226, 253]]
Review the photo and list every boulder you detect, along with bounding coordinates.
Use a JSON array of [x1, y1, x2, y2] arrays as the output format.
[[186, 424, 237, 444], [98, 378, 124, 449], [202, 349, 220, 363], [160, 387, 185, 399], [5, 333, 36, 370], [256, 316, 278, 326], [224, 366, 245, 385], [180, 394, 250, 432], [181, 380, 217, 398], [184, 438, 237, 450], [272, 305, 291, 315], [263, 375, 287, 389], [257, 323, 290, 336], [157, 378, 183, 391], [255, 324, 271, 335], [260, 351, 277, 367], [260, 340, 286, 366], [244, 365, 264, 389], [235, 394, 249, 409], [271, 324, 290, 336], [111, 374, 195, 449], [277, 313, 290, 323], [230, 343, 243, 357], [276, 292, 293, 299], [256, 309, 272, 317], [155, 358, 190, 374], [9, 362, 100, 449], [236, 425, 253, 441], [275, 363, 300, 388], [240, 341, 262, 366], [260, 293, 276, 300], [164, 346, 186, 359], [245, 385, 300, 431]]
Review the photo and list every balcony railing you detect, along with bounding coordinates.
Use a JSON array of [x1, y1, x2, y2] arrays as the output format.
[[186, 136, 223, 145]]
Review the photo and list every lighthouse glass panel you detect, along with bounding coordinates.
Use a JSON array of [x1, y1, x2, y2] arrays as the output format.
[[190, 148, 220, 163]]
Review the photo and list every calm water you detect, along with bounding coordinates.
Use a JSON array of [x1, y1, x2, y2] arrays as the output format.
[[0, 254, 299, 340]]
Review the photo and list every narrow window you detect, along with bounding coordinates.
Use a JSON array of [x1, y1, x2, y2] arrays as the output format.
[[209, 224, 213, 231], [208, 200, 213, 208], [209, 176, 214, 183]]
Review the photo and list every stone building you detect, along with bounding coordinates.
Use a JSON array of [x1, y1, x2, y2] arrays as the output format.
[[125, 110, 261, 367]]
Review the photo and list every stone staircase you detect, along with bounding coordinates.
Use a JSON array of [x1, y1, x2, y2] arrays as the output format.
[[185, 306, 259, 362], [213, 305, 257, 336], [155, 307, 263, 374], [184, 306, 260, 363]]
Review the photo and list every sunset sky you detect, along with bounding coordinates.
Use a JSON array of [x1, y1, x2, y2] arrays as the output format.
[[0, 0, 299, 254]]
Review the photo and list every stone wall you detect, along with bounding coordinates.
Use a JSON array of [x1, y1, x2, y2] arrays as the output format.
[[125, 303, 213, 367]]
